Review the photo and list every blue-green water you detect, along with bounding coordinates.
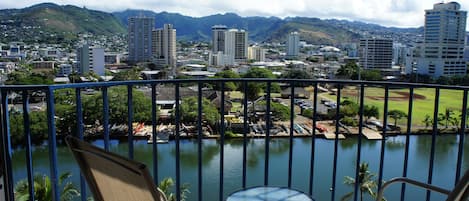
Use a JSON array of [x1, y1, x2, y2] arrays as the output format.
[[10, 135, 469, 201]]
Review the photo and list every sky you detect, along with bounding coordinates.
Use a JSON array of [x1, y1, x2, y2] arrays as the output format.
[[1, 0, 469, 29]]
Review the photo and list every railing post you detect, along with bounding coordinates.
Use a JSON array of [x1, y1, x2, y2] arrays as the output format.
[[353, 84, 365, 201], [1, 90, 14, 201], [22, 91, 35, 201], [75, 88, 87, 201], [46, 86, 60, 201]]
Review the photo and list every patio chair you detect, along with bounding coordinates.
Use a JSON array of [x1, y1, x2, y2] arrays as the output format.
[[376, 169, 469, 201], [65, 136, 167, 201]]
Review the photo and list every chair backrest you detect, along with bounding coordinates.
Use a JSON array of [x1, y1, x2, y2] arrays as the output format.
[[446, 169, 469, 201], [65, 136, 167, 201]]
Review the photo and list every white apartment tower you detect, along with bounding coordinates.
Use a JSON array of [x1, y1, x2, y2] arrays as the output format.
[[152, 24, 177, 70], [413, 2, 467, 76], [224, 29, 248, 64], [359, 38, 393, 69], [76, 44, 105, 76], [286, 32, 300, 58], [212, 25, 227, 53], [128, 16, 154, 63]]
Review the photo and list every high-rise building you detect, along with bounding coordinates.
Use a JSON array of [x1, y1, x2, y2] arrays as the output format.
[[248, 46, 265, 62], [286, 32, 300, 58], [152, 24, 177, 70], [76, 44, 105, 76], [393, 43, 406, 66], [465, 33, 469, 62], [224, 29, 248, 64], [359, 38, 393, 69], [128, 16, 154, 63], [212, 25, 227, 53], [412, 2, 467, 76]]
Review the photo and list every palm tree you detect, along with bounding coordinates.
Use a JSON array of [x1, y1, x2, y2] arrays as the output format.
[[388, 110, 407, 127], [438, 108, 454, 129], [422, 114, 432, 129], [158, 177, 190, 201], [341, 162, 384, 201], [14, 172, 80, 201]]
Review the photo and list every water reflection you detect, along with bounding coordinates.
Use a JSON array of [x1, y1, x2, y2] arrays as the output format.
[[9, 135, 468, 201]]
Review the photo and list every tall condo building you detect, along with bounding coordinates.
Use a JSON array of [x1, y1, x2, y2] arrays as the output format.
[[248, 46, 266, 62], [128, 16, 154, 63], [212, 25, 227, 53], [414, 2, 467, 76], [359, 38, 393, 69], [76, 44, 105, 76], [152, 24, 177, 70], [286, 32, 300, 58], [465, 33, 469, 62], [224, 29, 248, 64]]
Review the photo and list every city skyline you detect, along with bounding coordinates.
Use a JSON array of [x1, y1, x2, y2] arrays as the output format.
[[1, 0, 469, 29]]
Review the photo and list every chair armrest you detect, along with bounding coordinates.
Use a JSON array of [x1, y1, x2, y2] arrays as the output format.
[[376, 177, 451, 201]]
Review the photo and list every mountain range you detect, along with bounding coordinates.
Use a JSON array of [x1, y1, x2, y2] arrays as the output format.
[[0, 3, 423, 45]]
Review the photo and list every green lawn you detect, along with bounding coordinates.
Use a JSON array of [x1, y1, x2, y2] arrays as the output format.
[[321, 86, 466, 127]]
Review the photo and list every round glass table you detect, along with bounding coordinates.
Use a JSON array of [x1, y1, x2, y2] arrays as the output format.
[[226, 186, 314, 201]]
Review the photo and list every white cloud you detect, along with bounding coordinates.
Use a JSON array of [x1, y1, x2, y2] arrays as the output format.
[[0, 0, 468, 29]]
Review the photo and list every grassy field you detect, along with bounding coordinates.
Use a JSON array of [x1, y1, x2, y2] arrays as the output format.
[[321, 86, 466, 127], [226, 87, 467, 127]]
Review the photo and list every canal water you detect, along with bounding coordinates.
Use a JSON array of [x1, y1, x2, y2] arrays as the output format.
[[10, 134, 469, 201]]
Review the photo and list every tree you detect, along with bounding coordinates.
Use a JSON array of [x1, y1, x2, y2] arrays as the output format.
[[341, 162, 382, 201], [82, 86, 152, 126], [363, 105, 379, 120], [336, 62, 358, 79], [438, 108, 454, 129], [213, 70, 240, 91], [388, 110, 407, 127], [14, 172, 80, 201], [9, 111, 48, 147], [340, 100, 359, 118], [242, 67, 280, 99], [422, 114, 432, 129], [281, 69, 313, 87], [360, 70, 382, 81], [158, 177, 190, 201], [111, 67, 143, 81], [180, 96, 220, 126], [257, 101, 291, 121]]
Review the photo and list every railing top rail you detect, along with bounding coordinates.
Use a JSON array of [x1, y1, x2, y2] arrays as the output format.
[[1, 79, 469, 91]]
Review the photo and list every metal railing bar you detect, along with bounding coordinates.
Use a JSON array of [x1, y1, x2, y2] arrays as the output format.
[[175, 83, 181, 201], [242, 81, 248, 189], [151, 84, 159, 184], [331, 84, 341, 201], [102, 87, 110, 151], [75, 88, 87, 201], [2, 78, 464, 91], [288, 83, 294, 188], [377, 85, 389, 192], [455, 90, 467, 184], [22, 91, 35, 201], [309, 82, 318, 196], [46, 87, 60, 201], [265, 82, 271, 186], [353, 84, 365, 201], [400, 87, 414, 201], [127, 85, 134, 159], [1, 90, 14, 201], [197, 82, 203, 201], [426, 88, 440, 201], [219, 82, 225, 201]]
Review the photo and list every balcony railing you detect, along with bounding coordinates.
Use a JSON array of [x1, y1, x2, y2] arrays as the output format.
[[0, 78, 468, 201]]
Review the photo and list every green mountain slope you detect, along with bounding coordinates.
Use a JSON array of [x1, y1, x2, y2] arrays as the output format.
[[0, 3, 422, 45], [0, 3, 125, 43]]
